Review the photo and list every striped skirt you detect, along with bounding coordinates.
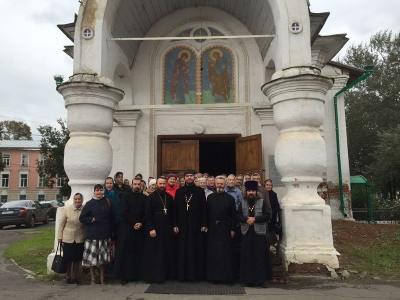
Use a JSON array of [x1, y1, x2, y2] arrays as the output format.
[[82, 239, 111, 267]]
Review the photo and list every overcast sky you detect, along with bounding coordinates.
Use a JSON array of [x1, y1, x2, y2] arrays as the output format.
[[0, 0, 399, 140]]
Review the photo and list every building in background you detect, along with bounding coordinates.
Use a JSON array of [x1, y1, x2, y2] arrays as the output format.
[[0, 140, 62, 203]]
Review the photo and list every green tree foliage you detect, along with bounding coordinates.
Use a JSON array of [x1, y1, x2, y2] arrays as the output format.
[[344, 30, 400, 201], [369, 126, 400, 205], [0, 121, 32, 140], [37, 119, 70, 197], [0, 153, 5, 172]]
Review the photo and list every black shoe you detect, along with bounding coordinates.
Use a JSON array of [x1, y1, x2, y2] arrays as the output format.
[[71, 279, 79, 285], [120, 279, 128, 285], [64, 278, 72, 284], [259, 282, 268, 288]]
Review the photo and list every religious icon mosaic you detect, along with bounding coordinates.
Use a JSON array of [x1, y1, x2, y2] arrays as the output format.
[[163, 45, 234, 104]]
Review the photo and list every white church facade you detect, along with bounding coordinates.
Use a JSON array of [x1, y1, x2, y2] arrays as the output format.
[[56, 0, 364, 273]]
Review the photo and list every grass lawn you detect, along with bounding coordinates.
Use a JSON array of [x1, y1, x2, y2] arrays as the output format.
[[4, 227, 55, 276], [333, 220, 400, 277]]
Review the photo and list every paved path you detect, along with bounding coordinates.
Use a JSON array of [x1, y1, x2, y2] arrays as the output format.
[[1, 224, 400, 300]]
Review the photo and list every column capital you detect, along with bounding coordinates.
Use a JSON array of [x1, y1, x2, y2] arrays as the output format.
[[331, 75, 349, 90], [114, 109, 142, 127], [253, 106, 274, 126], [57, 81, 124, 110]]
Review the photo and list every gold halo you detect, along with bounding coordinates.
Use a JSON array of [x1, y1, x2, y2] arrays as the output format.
[[210, 48, 223, 61], [178, 49, 191, 62]]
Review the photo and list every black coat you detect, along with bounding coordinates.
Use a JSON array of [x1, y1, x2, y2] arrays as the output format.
[[79, 197, 113, 240], [113, 189, 146, 280], [206, 192, 236, 282], [174, 184, 207, 233], [268, 190, 280, 231], [143, 191, 176, 283], [174, 184, 207, 281]]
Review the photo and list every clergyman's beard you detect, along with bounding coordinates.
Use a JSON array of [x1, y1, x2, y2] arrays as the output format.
[[216, 188, 224, 193], [247, 194, 256, 207], [157, 187, 166, 193], [186, 180, 194, 186]]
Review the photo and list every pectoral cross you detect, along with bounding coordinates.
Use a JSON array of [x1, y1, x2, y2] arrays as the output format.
[[163, 208, 168, 215], [186, 203, 190, 211]]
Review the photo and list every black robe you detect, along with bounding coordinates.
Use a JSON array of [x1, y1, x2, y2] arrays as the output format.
[[268, 190, 280, 232], [174, 184, 207, 281], [143, 191, 176, 283], [113, 189, 146, 281], [206, 192, 236, 282], [237, 199, 273, 285]]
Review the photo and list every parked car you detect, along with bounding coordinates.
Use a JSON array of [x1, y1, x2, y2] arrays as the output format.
[[40, 200, 64, 220], [0, 200, 49, 229]]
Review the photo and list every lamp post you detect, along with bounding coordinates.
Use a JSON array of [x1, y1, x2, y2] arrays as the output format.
[[53, 74, 64, 86]]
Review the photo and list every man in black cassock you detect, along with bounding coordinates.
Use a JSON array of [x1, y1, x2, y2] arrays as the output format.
[[206, 176, 236, 284], [237, 180, 273, 288], [143, 177, 176, 283], [113, 178, 146, 284], [174, 169, 207, 281]]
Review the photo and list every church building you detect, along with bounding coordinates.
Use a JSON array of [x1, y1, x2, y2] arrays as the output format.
[[56, 0, 364, 273]]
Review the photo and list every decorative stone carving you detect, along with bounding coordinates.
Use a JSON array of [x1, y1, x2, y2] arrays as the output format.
[[262, 74, 340, 270]]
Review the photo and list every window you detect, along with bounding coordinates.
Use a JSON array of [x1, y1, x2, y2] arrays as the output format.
[[38, 176, 45, 187], [1, 195, 7, 203], [21, 154, 29, 166], [19, 195, 27, 200], [2, 154, 10, 166], [56, 177, 63, 188], [38, 194, 45, 202], [20, 172, 28, 188], [1, 172, 10, 188]]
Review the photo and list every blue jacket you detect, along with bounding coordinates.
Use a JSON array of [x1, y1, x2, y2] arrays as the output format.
[[225, 186, 243, 210]]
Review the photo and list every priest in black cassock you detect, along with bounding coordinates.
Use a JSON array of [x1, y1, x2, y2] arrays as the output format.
[[113, 178, 146, 284], [143, 177, 176, 283], [206, 176, 236, 284], [174, 169, 207, 281], [237, 180, 273, 288]]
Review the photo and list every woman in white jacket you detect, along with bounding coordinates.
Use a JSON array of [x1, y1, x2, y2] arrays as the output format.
[[57, 193, 86, 284]]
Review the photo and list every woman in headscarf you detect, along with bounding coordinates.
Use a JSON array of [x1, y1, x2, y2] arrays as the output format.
[[79, 184, 114, 285], [104, 177, 121, 238], [57, 193, 86, 284], [264, 179, 280, 233]]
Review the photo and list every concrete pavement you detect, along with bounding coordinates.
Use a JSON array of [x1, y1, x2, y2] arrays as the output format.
[[1, 224, 400, 300]]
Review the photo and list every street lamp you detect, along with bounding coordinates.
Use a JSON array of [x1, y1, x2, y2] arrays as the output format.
[[53, 74, 64, 86]]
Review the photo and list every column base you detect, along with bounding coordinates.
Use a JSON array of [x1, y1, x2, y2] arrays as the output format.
[[280, 203, 340, 272]]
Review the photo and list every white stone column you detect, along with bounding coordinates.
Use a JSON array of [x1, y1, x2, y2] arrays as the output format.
[[324, 76, 352, 220], [110, 109, 142, 181], [262, 74, 340, 272], [58, 79, 124, 201], [47, 75, 124, 273]]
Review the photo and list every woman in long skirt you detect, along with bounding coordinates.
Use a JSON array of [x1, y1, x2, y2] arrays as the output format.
[[57, 193, 86, 284], [79, 184, 113, 285]]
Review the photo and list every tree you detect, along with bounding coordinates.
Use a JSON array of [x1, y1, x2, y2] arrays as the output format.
[[368, 126, 400, 204], [0, 153, 5, 172], [343, 30, 400, 199], [37, 119, 71, 197], [0, 121, 32, 140]]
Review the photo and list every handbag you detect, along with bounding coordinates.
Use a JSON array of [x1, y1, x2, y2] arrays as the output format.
[[51, 242, 67, 274], [266, 230, 278, 246]]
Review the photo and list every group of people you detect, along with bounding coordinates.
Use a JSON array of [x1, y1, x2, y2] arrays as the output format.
[[57, 169, 280, 288]]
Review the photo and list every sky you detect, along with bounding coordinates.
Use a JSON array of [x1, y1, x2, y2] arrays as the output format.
[[0, 0, 399, 140]]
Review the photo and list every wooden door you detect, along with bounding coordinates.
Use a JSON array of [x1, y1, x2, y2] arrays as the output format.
[[235, 134, 263, 179], [161, 140, 199, 175]]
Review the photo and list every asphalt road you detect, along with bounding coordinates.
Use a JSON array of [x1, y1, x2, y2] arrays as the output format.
[[1, 222, 400, 300]]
